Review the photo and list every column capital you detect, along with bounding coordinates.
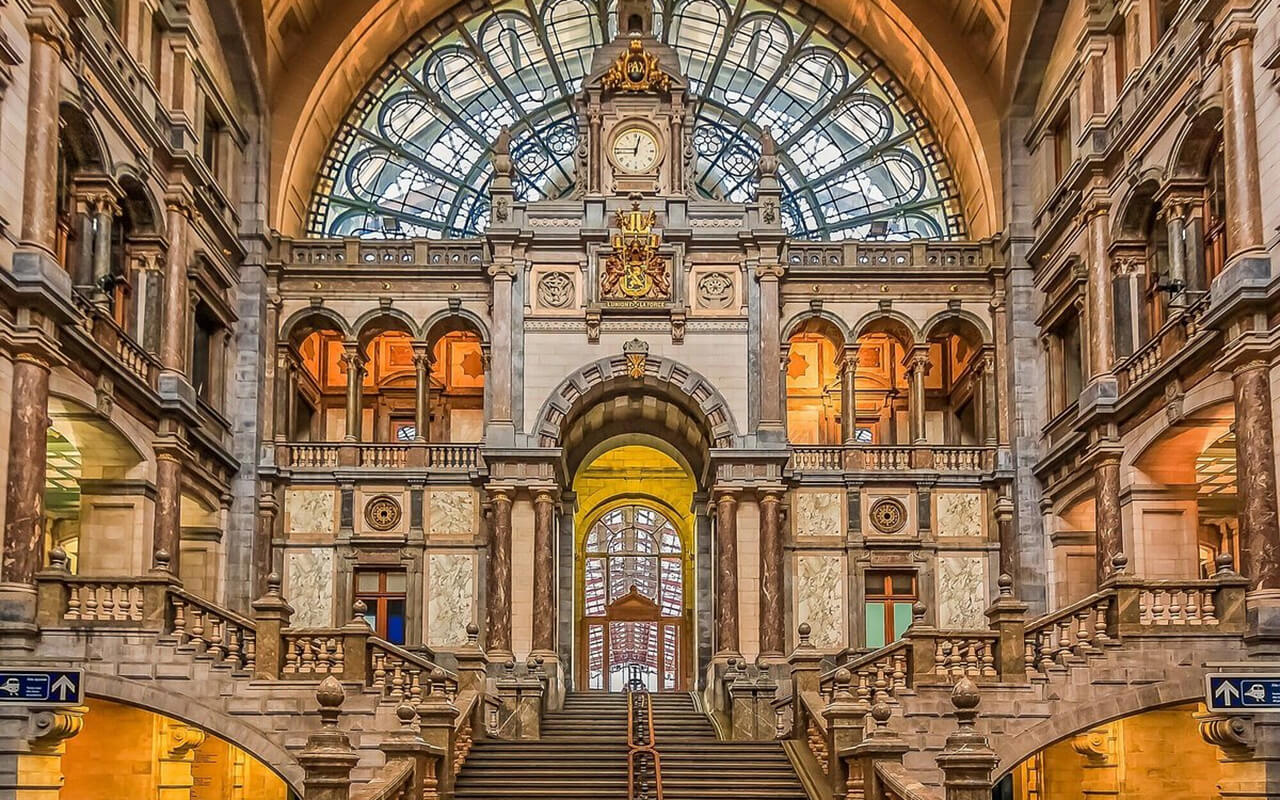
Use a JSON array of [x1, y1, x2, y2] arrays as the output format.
[[1214, 19, 1256, 61], [487, 260, 518, 280], [754, 262, 785, 281], [28, 705, 87, 753], [25, 8, 72, 56]]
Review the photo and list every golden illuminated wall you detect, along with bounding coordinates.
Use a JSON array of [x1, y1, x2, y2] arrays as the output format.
[[57, 698, 287, 800]]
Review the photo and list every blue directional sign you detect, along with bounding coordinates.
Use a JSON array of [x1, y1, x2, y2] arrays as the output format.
[[0, 669, 83, 705], [1206, 674, 1280, 713]]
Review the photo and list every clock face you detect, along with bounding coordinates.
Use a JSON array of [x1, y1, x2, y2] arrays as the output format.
[[611, 128, 659, 173]]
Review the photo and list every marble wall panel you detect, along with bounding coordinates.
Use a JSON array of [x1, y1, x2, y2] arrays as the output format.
[[428, 553, 475, 647], [936, 492, 984, 538], [936, 555, 987, 630], [286, 489, 336, 534], [285, 547, 334, 628], [429, 490, 476, 537], [794, 490, 843, 537], [796, 554, 845, 649]]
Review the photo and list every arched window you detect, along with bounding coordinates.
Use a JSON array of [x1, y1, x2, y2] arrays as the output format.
[[308, 0, 964, 242], [1203, 140, 1227, 285]]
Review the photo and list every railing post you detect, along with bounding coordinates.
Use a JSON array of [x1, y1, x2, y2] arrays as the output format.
[[906, 603, 936, 686], [454, 623, 490, 697], [1104, 554, 1142, 638], [1213, 554, 1250, 635], [251, 573, 293, 681], [381, 702, 442, 800], [728, 663, 777, 741], [849, 701, 909, 800], [823, 668, 866, 799], [341, 600, 372, 683], [33, 549, 73, 628], [299, 677, 359, 800], [985, 574, 1028, 684], [787, 624, 824, 741], [935, 678, 998, 800], [417, 668, 459, 799], [142, 551, 181, 632]]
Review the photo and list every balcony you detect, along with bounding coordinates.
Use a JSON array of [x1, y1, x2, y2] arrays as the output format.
[[788, 444, 996, 475], [281, 441, 484, 474], [69, 292, 160, 390], [1115, 292, 1214, 396]]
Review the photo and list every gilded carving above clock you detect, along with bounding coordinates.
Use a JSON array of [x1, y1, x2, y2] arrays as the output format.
[[611, 127, 659, 173], [601, 37, 671, 94]]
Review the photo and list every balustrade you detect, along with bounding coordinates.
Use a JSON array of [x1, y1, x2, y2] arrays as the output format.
[[284, 441, 482, 472], [70, 290, 160, 388], [1116, 293, 1213, 392], [282, 631, 347, 675], [170, 589, 257, 672], [63, 581, 145, 623]]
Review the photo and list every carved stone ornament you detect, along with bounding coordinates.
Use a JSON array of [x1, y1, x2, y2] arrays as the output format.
[[601, 203, 671, 301], [601, 38, 671, 94], [537, 271, 574, 308], [364, 495, 403, 532], [869, 497, 908, 534], [623, 338, 649, 379], [696, 271, 734, 309]]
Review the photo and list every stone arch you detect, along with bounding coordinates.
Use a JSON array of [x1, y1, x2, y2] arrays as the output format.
[[1123, 373, 1234, 472], [59, 102, 110, 172], [420, 307, 491, 346], [849, 310, 920, 349], [533, 353, 740, 480], [83, 672, 303, 794], [352, 307, 419, 349], [1169, 106, 1224, 178], [115, 171, 164, 237], [920, 308, 991, 346], [47, 383, 150, 476], [279, 305, 353, 345], [1112, 176, 1163, 240], [781, 310, 850, 349], [992, 673, 1206, 779]]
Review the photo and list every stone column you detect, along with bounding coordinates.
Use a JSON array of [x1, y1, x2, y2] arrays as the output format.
[[1094, 451, 1123, 587], [756, 263, 786, 437], [980, 351, 998, 446], [152, 451, 183, 575], [1164, 201, 1188, 306], [486, 487, 514, 660], [1219, 26, 1266, 266], [160, 198, 191, 374], [90, 195, 119, 308], [840, 345, 859, 444], [253, 491, 278, 597], [996, 495, 1017, 582], [936, 679, 998, 800], [714, 489, 740, 657], [531, 489, 556, 657], [272, 345, 291, 442], [758, 488, 785, 660], [19, 11, 68, 258], [1085, 203, 1115, 379], [1233, 360, 1280, 593], [412, 345, 431, 442], [2, 355, 53, 592], [907, 348, 929, 444], [487, 262, 516, 432], [10, 705, 87, 800], [341, 344, 363, 442]]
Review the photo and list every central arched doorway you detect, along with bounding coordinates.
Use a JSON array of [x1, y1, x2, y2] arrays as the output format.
[[574, 445, 695, 692]]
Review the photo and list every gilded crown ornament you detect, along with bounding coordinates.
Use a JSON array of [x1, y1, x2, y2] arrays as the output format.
[[601, 38, 671, 94]]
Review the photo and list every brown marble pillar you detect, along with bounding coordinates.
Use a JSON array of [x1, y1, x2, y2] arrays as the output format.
[[996, 497, 1017, 581], [1220, 29, 1265, 261], [90, 196, 118, 306], [714, 489, 740, 657], [1093, 453, 1122, 586], [1233, 360, 1280, 592], [342, 345, 363, 442], [486, 487, 514, 659], [758, 489, 785, 659], [908, 349, 929, 444], [487, 263, 515, 427], [152, 452, 182, 575], [840, 346, 859, 444], [160, 199, 191, 373], [413, 346, 431, 442], [253, 490, 278, 597], [20, 14, 66, 256], [1, 355, 52, 585], [1085, 205, 1115, 379], [531, 490, 556, 655]]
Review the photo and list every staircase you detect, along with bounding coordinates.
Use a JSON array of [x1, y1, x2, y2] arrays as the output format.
[[455, 692, 809, 800]]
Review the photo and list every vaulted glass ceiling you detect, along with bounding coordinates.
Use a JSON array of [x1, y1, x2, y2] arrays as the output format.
[[307, 0, 966, 241]]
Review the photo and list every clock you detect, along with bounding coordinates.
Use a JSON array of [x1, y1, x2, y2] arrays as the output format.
[[611, 127, 659, 173]]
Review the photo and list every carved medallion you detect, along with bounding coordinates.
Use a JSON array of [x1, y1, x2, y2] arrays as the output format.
[[601, 38, 671, 94], [364, 495, 402, 532], [537, 272, 574, 309], [869, 497, 907, 534], [696, 272, 734, 309]]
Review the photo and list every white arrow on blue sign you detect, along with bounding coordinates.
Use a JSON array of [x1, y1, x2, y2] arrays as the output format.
[[1206, 674, 1280, 713], [0, 669, 83, 705]]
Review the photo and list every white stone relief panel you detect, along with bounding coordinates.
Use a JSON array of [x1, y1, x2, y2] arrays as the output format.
[[286, 489, 335, 534], [796, 554, 845, 649], [428, 553, 475, 648], [285, 548, 334, 628], [936, 492, 984, 538], [936, 555, 987, 630], [429, 490, 475, 537], [794, 490, 843, 537]]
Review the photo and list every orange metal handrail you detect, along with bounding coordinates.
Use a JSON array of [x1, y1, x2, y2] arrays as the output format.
[[626, 686, 664, 800]]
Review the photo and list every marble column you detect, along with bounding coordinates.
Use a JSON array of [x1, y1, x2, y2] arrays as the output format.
[[272, 345, 291, 442], [487, 263, 515, 429], [160, 199, 191, 373], [254, 490, 278, 597], [19, 13, 67, 257], [153, 451, 182, 575], [1085, 204, 1115, 379], [1220, 28, 1265, 263], [90, 196, 118, 307], [413, 346, 431, 442], [840, 345, 859, 444], [996, 497, 1017, 580], [756, 263, 785, 436], [531, 490, 556, 656], [1093, 453, 1122, 586], [981, 351, 998, 446], [1232, 360, 1280, 593], [714, 489, 740, 657], [758, 489, 785, 659], [486, 487, 514, 659], [1, 355, 52, 586], [1164, 201, 1188, 305], [342, 345, 363, 442], [908, 349, 929, 444]]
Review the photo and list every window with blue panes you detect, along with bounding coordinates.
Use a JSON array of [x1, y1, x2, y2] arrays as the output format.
[[864, 571, 916, 649], [356, 570, 408, 645]]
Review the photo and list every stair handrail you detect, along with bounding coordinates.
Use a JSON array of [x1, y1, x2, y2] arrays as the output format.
[[349, 759, 415, 800], [873, 761, 944, 800], [627, 678, 664, 800]]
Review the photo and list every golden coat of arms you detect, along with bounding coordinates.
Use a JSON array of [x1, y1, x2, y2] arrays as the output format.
[[601, 38, 671, 93], [601, 204, 671, 301]]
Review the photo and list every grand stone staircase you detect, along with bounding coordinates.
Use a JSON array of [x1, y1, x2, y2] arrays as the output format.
[[455, 692, 809, 800]]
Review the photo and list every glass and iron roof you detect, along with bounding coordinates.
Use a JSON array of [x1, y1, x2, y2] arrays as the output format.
[[307, 0, 966, 241]]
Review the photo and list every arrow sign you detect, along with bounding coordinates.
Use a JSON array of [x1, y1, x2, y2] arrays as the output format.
[[0, 668, 83, 705], [1206, 674, 1280, 713]]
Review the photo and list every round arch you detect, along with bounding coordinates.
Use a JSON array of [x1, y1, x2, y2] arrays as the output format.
[[782, 310, 850, 349], [1122, 374, 1234, 472], [279, 306, 353, 345], [1111, 177, 1163, 240], [352, 307, 419, 349], [849, 310, 921, 349], [920, 308, 991, 345], [1169, 106, 1224, 178], [115, 172, 165, 237], [420, 308, 491, 346], [59, 102, 110, 172]]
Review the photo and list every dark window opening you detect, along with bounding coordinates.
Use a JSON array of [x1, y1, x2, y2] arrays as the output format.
[[191, 305, 219, 403], [356, 570, 408, 645]]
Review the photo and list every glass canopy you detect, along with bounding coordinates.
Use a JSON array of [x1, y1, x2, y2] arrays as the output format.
[[308, 0, 966, 241]]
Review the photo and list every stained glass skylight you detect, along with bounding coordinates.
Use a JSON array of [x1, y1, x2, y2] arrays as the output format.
[[308, 0, 966, 241]]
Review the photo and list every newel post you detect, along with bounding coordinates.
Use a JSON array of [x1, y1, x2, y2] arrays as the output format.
[[341, 600, 371, 683], [251, 572, 293, 681], [1104, 553, 1143, 638], [985, 574, 1028, 683], [936, 678, 999, 800], [1212, 553, 1249, 635], [849, 701, 909, 800], [299, 677, 359, 800], [417, 667, 459, 798], [787, 624, 824, 740], [381, 701, 442, 800], [905, 602, 937, 686], [823, 668, 865, 799]]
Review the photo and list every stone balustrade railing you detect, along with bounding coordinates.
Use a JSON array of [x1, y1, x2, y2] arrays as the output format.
[[70, 291, 160, 389], [282, 441, 484, 472], [170, 588, 257, 673], [280, 238, 486, 270], [788, 445, 995, 474], [1116, 292, 1212, 393], [784, 240, 995, 271]]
